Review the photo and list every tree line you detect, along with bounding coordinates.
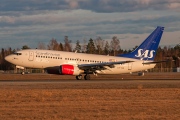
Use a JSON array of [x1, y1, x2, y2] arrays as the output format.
[[0, 36, 180, 70]]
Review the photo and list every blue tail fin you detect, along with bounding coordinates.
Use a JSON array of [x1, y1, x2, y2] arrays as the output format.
[[118, 26, 164, 61]]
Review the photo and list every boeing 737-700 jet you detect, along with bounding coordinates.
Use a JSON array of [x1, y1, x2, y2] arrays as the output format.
[[5, 26, 164, 80]]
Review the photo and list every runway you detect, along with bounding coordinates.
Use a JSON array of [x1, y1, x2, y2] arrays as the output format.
[[0, 72, 180, 89], [1, 79, 180, 90]]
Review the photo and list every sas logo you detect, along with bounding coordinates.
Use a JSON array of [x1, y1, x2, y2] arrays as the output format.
[[135, 49, 155, 58]]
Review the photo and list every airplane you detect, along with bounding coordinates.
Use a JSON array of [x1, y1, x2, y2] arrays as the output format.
[[5, 26, 164, 80]]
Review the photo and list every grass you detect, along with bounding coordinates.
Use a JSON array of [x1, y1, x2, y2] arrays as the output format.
[[0, 73, 180, 120], [0, 88, 180, 120]]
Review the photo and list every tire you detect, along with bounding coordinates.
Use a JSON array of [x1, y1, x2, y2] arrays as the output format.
[[84, 74, 90, 80], [138, 72, 144, 76], [76, 75, 82, 80]]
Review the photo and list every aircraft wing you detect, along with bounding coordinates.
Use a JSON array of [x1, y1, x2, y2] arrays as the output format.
[[78, 61, 133, 70]]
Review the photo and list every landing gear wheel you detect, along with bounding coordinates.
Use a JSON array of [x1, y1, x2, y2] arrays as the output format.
[[21, 72, 25, 75], [84, 74, 90, 80], [138, 72, 144, 76], [76, 75, 82, 80]]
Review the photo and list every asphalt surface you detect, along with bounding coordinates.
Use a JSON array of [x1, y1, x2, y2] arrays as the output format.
[[0, 72, 180, 89], [0, 79, 180, 89]]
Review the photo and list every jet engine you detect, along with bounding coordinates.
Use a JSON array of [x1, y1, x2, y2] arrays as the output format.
[[59, 64, 83, 75]]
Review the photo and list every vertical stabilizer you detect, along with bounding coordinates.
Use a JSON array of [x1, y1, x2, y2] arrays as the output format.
[[118, 26, 164, 61]]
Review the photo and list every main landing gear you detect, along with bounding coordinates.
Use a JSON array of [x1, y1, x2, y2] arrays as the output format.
[[84, 74, 90, 80], [76, 75, 82, 80], [76, 74, 90, 80]]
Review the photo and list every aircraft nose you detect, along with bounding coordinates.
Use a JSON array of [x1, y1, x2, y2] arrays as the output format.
[[5, 55, 12, 62]]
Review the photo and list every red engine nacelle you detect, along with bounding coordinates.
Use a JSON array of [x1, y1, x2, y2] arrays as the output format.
[[59, 64, 83, 75]]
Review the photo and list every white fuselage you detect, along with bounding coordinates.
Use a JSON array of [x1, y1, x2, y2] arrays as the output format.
[[5, 49, 155, 74]]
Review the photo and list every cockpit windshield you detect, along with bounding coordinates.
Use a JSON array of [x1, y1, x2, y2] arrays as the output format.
[[13, 52, 22, 55]]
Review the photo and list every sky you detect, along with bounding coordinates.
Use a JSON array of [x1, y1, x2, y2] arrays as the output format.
[[0, 0, 180, 50]]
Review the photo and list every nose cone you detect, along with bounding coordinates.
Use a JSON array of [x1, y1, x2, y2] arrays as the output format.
[[5, 55, 12, 62]]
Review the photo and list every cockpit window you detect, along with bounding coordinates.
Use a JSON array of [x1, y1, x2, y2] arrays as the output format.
[[14, 52, 22, 55]]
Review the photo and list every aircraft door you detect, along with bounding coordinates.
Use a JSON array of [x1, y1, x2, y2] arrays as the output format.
[[29, 51, 34, 61], [128, 63, 133, 70]]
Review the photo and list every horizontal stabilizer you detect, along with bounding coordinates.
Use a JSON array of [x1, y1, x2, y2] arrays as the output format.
[[143, 60, 174, 65]]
